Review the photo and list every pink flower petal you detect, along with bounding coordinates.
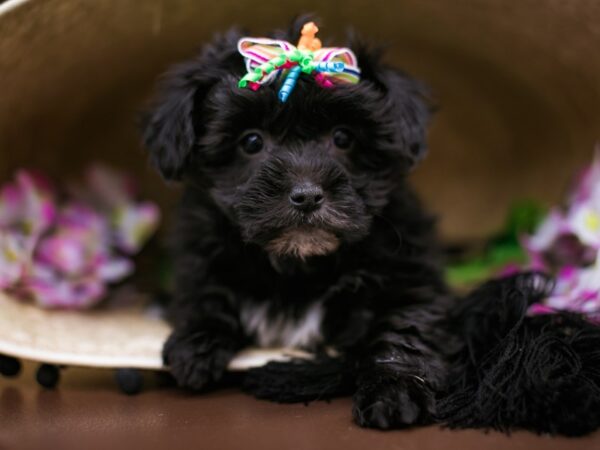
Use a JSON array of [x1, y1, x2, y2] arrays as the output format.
[[526, 209, 566, 253], [527, 303, 556, 316], [28, 276, 106, 309], [0, 182, 24, 227], [86, 164, 137, 208], [36, 235, 88, 276], [96, 256, 134, 283], [0, 232, 29, 289], [557, 265, 577, 281], [113, 202, 160, 254], [567, 205, 600, 248], [16, 170, 56, 235], [58, 203, 105, 231], [57, 203, 111, 252], [570, 146, 600, 205]]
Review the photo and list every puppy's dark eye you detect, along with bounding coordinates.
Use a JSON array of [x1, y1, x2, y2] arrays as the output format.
[[239, 132, 264, 155], [332, 128, 354, 150]]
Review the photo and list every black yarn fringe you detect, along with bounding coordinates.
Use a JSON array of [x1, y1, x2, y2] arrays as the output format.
[[438, 272, 600, 436], [242, 355, 355, 403]]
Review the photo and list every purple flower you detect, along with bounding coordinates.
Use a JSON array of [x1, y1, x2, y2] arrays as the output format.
[[0, 166, 160, 310], [78, 164, 161, 255], [526, 149, 600, 321]]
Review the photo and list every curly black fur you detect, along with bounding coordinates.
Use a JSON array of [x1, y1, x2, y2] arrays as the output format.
[[142, 16, 600, 434]]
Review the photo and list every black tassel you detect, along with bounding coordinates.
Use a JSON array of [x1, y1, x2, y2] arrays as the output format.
[[242, 355, 355, 403], [439, 273, 600, 436]]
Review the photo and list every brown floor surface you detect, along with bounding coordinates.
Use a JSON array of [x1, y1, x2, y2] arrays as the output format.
[[0, 364, 598, 450]]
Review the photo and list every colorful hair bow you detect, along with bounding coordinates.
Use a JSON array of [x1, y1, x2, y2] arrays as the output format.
[[237, 22, 361, 102]]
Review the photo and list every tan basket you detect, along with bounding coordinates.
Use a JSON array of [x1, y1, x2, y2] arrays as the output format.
[[0, 0, 599, 369]]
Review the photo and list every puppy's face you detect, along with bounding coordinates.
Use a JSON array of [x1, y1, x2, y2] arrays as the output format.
[[143, 26, 430, 260]]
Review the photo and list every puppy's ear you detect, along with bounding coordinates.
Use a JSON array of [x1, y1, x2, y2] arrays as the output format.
[[141, 29, 244, 180], [141, 62, 204, 181], [381, 67, 432, 168], [351, 38, 433, 169]]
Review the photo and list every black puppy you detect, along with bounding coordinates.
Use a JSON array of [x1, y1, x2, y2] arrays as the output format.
[[143, 18, 448, 429], [141, 19, 600, 434]]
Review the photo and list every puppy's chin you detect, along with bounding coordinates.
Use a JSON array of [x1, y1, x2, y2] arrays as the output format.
[[266, 227, 340, 260]]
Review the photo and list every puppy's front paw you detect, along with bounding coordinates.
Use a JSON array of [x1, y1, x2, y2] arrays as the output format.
[[163, 328, 236, 391], [352, 373, 435, 429]]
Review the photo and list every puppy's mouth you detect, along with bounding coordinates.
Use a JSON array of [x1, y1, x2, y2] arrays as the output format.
[[265, 226, 340, 260]]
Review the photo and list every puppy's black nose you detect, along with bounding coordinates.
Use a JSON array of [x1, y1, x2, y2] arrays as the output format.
[[289, 183, 324, 212]]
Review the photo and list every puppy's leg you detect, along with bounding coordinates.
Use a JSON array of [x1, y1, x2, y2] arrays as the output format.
[[163, 288, 243, 391], [352, 303, 448, 429]]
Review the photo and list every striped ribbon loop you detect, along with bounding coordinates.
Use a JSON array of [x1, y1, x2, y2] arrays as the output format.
[[237, 37, 361, 102]]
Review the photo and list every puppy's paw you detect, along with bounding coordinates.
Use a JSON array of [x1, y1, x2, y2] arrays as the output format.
[[162, 328, 236, 391], [352, 373, 435, 429]]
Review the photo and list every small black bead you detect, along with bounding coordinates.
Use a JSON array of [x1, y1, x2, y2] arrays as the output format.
[[36, 364, 60, 389], [0, 355, 21, 377], [115, 368, 143, 395]]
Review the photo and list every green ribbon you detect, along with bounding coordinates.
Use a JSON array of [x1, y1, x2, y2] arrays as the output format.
[[238, 49, 316, 89]]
